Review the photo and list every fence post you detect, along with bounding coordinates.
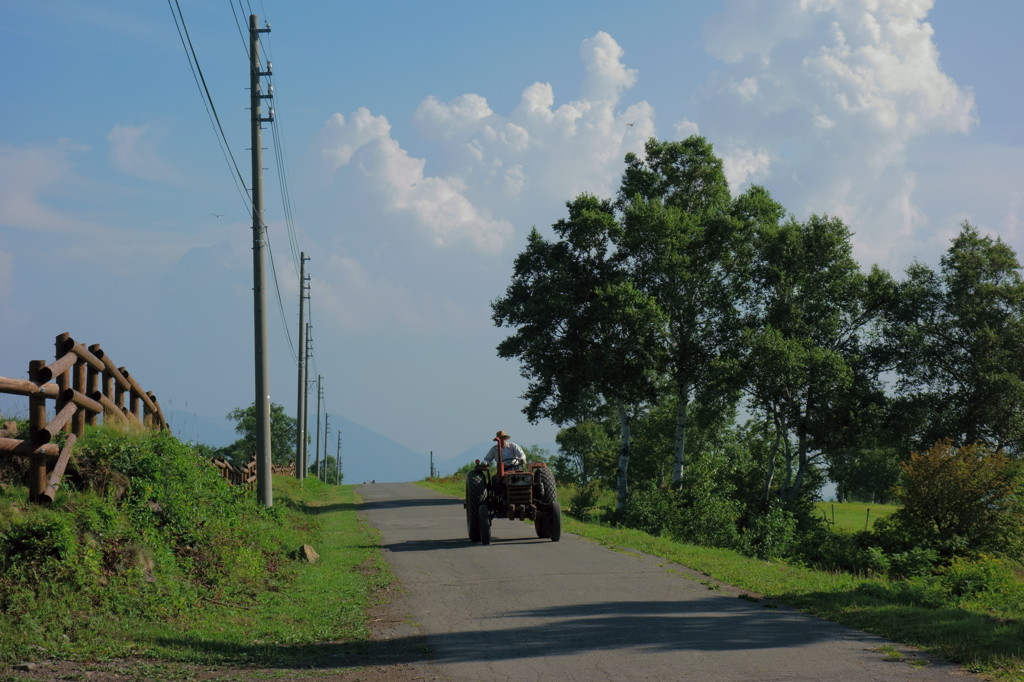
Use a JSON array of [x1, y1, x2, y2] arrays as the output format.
[[54, 333, 70, 433], [125, 369, 139, 421], [73, 355, 86, 437], [86, 344, 101, 427], [115, 366, 126, 412], [28, 360, 48, 502]]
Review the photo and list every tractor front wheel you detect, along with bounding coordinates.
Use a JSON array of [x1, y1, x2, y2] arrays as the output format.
[[466, 471, 486, 542], [549, 500, 562, 542], [478, 504, 491, 545], [535, 514, 550, 538]]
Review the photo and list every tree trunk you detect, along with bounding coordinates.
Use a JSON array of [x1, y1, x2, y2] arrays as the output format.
[[615, 403, 632, 511], [780, 426, 794, 499], [671, 389, 689, 490], [791, 389, 814, 499], [761, 413, 783, 505]]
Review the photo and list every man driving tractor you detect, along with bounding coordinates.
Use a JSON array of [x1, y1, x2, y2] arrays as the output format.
[[467, 429, 561, 544], [481, 430, 527, 470]]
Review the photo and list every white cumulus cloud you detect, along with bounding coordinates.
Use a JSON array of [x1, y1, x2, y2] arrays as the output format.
[[319, 31, 655, 257], [108, 122, 181, 184], [698, 0, 978, 269]]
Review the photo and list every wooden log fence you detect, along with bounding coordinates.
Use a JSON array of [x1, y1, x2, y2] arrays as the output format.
[[0, 332, 168, 503], [211, 458, 294, 491], [213, 456, 258, 491], [272, 461, 296, 476]]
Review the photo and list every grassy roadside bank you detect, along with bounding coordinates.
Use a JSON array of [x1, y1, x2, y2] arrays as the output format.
[[1, 427, 393, 680], [417, 477, 1024, 680]]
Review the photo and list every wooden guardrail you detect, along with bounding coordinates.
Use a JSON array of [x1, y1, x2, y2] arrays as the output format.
[[0, 332, 168, 503], [214, 456, 257, 490], [211, 457, 294, 491]]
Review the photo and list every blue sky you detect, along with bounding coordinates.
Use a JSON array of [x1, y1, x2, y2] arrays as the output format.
[[1, 1, 1022, 465]]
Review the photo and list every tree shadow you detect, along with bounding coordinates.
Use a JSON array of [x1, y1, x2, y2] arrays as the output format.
[[147, 596, 890, 671], [358, 497, 462, 511], [274, 497, 358, 515]]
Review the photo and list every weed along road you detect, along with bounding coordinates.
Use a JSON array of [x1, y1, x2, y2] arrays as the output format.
[[357, 482, 969, 682]]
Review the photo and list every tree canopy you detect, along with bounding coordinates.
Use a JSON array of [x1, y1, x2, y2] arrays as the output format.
[[225, 402, 298, 467]]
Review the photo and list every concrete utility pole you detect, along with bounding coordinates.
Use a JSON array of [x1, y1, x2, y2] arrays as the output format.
[[315, 374, 322, 480], [336, 431, 342, 485], [249, 14, 274, 507], [430, 450, 435, 479], [302, 323, 312, 476], [294, 253, 309, 480], [323, 414, 331, 482]]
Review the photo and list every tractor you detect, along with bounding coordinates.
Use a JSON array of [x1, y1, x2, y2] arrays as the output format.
[[465, 458, 561, 545]]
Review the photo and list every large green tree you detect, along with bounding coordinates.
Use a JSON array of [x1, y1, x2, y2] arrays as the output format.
[[492, 194, 665, 509], [309, 454, 344, 485], [617, 136, 756, 489], [887, 222, 1024, 452], [554, 419, 618, 487], [745, 214, 891, 502], [225, 402, 298, 467]]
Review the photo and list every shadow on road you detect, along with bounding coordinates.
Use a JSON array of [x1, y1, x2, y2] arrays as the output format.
[[275, 497, 357, 515], [146, 595, 917, 671], [359, 497, 461, 511], [383, 538, 470, 552]]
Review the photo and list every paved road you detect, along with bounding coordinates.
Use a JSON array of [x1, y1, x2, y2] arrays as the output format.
[[358, 482, 970, 681]]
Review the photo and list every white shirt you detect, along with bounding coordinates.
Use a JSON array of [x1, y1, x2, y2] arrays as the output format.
[[482, 440, 527, 467]]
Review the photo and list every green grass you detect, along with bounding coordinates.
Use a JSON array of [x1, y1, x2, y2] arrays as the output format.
[[1, 426, 393, 677], [814, 500, 898, 532], [418, 476, 1024, 680], [1, 476, 388, 668], [116, 477, 392, 665]]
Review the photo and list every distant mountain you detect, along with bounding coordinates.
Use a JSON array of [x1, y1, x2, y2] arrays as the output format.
[[325, 413, 431, 484], [167, 410, 563, 484], [167, 410, 237, 447]]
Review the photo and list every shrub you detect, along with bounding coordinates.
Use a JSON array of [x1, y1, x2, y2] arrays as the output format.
[[888, 547, 939, 579], [794, 526, 861, 573], [620, 486, 677, 536], [568, 480, 602, 519], [861, 546, 891, 576], [890, 440, 1024, 560], [741, 501, 797, 560], [940, 555, 1024, 616], [671, 488, 742, 549], [0, 512, 78, 579]]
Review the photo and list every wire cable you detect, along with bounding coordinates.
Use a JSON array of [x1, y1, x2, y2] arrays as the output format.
[[168, 0, 251, 214]]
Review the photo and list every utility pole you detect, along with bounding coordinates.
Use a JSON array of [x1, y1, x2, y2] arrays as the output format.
[[302, 323, 312, 477], [249, 14, 274, 507], [315, 374, 322, 481], [294, 253, 309, 480], [336, 431, 342, 485], [323, 414, 330, 482], [430, 450, 435, 479]]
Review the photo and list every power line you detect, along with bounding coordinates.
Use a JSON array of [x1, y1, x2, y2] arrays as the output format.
[[171, 2, 303, 371], [167, 0, 250, 213], [265, 236, 297, 361]]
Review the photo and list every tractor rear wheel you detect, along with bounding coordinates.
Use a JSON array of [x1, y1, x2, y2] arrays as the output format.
[[478, 504, 491, 545], [535, 466, 557, 505], [466, 471, 486, 542], [534, 466, 558, 540]]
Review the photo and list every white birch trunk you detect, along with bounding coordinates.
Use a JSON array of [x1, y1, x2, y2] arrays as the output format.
[[671, 392, 689, 489], [615, 403, 631, 511]]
